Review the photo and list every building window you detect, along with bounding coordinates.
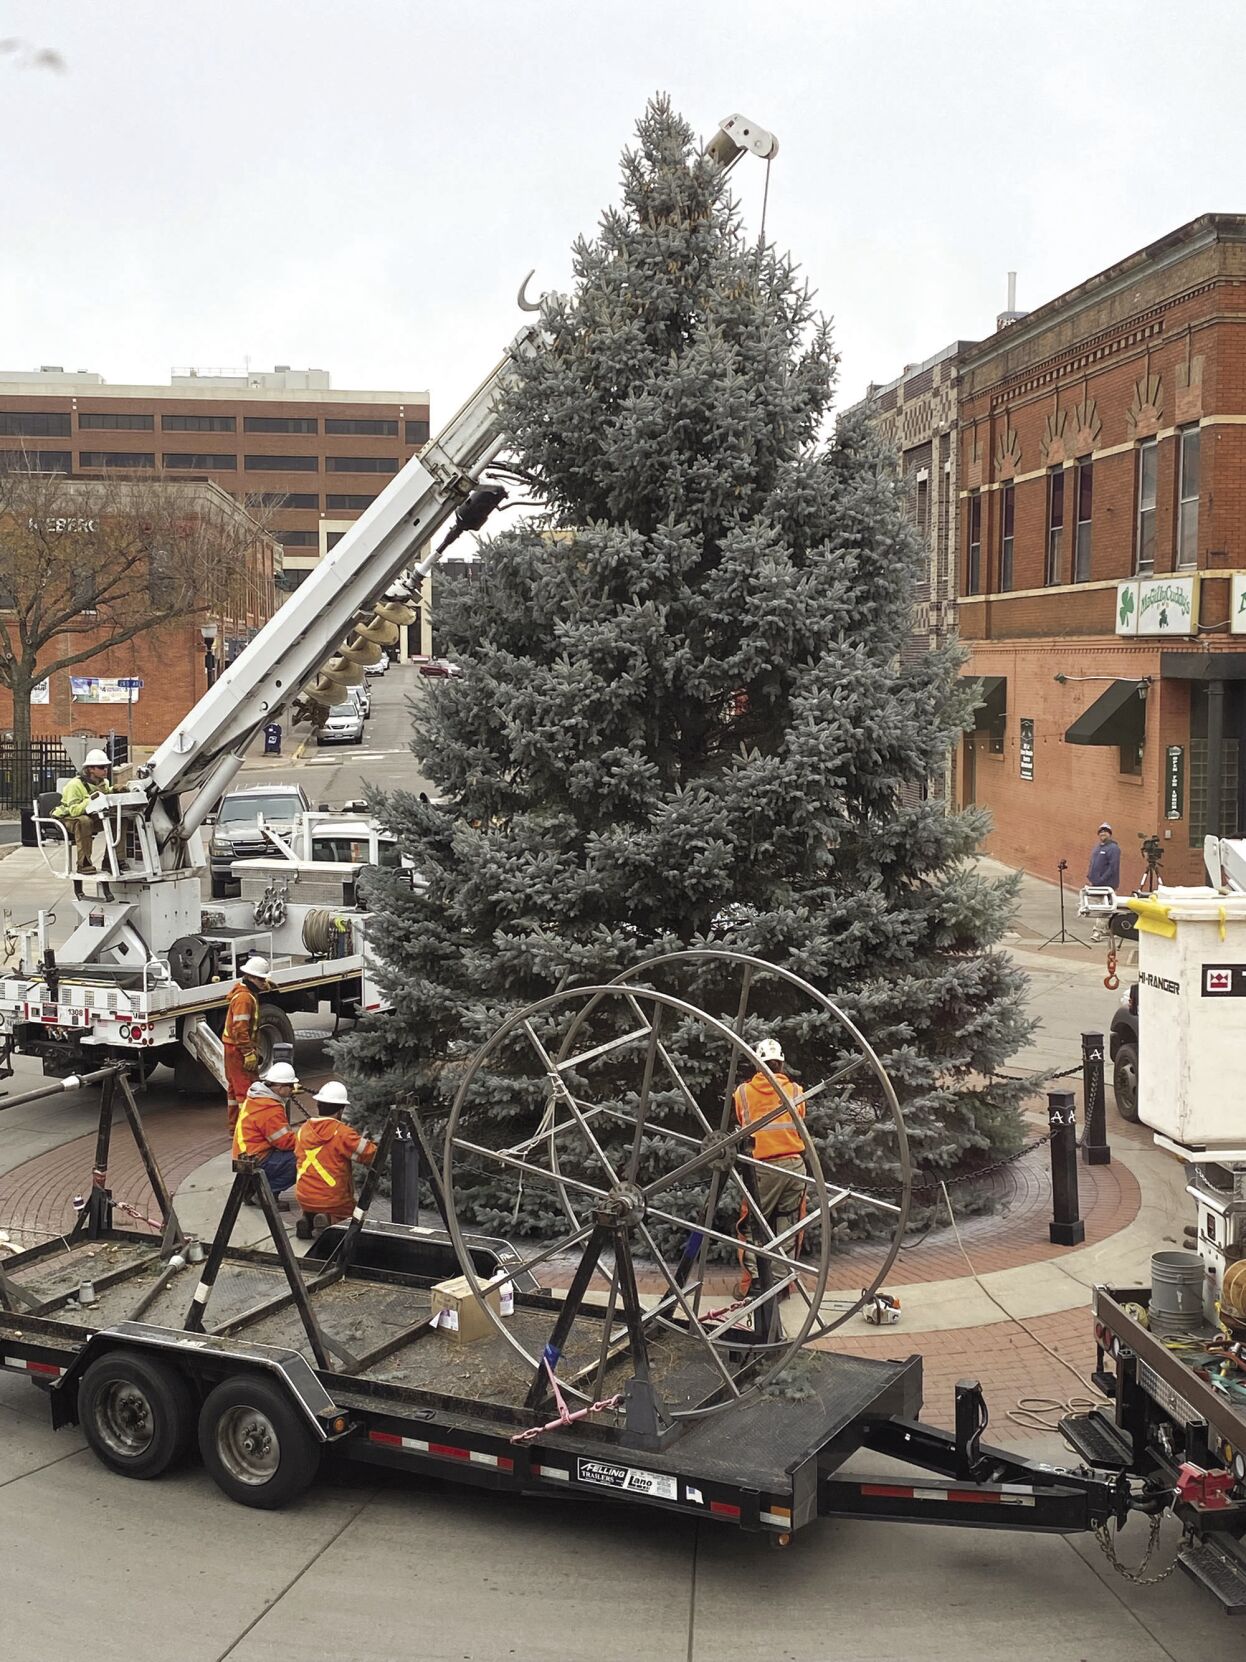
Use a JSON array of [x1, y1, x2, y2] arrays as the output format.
[[326, 456, 398, 473], [1000, 482, 1015, 592], [161, 413, 236, 432], [0, 411, 71, 436], [244, 454, 318, 472], [1177, 426, 1200, 568], [324, 417, 398, 436], [278, 530, 319, 546], [77, 452, 155, 468], [254, 491, 318, 509], [326, 530, 347, 551], [163, 453, 237, 470], [1074, 460, 1093, 582], [0, 448, 71, 471], [244, 416, 318, 434], [326, 493, 376, 510], [1045, 467, 1064, 585], [78, 412, 155, 430], [1135, 438, 1157, 574], [405, 419, 430, 444], [966, 492, 981, 595], [1119, 737, 1144, 776]]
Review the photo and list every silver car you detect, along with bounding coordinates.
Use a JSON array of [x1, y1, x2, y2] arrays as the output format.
[[316, 701, 365, 745]]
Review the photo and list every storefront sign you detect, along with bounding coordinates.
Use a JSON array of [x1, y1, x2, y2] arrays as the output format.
[[1019, 718, 1034, 780], [1231, 573, 1246, 634], [1165, 745, 1184, 821], [1116, 575, 1198, 637], [70, 677, 142, 704]]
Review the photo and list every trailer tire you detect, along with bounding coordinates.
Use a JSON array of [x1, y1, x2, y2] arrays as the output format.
[[79, 1350, 195, 1480], [257, 1004, 295, 1071], [198, 1375, 320, 1509]]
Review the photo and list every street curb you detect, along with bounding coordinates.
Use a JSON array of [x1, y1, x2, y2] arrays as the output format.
[[290, 735, 311, 762]]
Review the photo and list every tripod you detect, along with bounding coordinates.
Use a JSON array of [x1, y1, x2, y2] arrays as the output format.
[[1040, 858, 1090, 949]]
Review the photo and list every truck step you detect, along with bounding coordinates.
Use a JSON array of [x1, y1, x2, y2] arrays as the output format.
[[1058, 1409, 1133, 1471], [1178, 1536, 1246, 1615]]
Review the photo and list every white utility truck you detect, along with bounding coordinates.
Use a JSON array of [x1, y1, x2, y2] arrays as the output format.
[[1072, 837, 1246, 1609], [0, 112, 779, 1095]]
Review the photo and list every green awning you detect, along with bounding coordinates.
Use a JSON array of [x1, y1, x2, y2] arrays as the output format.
[[1065, 680, 1146, 747], [964, 675, 1006, 732]]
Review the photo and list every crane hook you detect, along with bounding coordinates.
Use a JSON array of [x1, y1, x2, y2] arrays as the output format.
[[517, 269, 541, 313]]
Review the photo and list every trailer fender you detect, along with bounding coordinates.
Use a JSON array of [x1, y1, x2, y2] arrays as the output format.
[[51, 1321, 349, 1442]]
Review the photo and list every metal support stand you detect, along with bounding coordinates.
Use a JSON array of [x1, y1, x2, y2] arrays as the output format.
[[67, 1066, 184, 1249], [390, 1123, 421, 1226], [1048, 1089, 1086, 1246], [1080, 1031, 1111, 1166], [1040, 859, 1089, 950]]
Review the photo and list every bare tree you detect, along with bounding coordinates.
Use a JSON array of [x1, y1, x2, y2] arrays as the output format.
[[0, 457, 276, 797]]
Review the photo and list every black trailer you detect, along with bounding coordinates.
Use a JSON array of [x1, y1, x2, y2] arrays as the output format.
[[0, 1066, 1139, 1546]]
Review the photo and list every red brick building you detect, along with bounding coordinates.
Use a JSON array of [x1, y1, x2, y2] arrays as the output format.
[[0, 480, 279, 754], [957, 215, 1246, 887]]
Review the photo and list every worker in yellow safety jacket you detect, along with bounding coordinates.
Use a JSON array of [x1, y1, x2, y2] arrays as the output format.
[[52, 748, 126, 873], [223, 955, 270, 1131], [733, 1037, 808, 1300]]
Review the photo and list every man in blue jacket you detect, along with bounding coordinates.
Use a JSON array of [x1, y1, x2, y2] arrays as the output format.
[[1087, 822, 1121, 941]]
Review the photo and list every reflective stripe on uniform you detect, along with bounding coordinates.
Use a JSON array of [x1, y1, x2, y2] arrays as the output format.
[[298, 1145, 337, 1187]]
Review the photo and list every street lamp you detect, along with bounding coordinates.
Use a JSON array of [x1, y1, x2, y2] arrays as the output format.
[[200, 621, 219, 688]]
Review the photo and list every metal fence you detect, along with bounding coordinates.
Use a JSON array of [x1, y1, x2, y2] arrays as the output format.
[[0, 738, 75, 810]]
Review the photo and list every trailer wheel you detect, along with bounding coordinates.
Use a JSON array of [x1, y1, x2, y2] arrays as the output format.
[[79, 1351, 194, 1480], [257, 1004, 295, 1072], [1113, 1043, 1139, 1122], [198, 1375, 320, 1509]]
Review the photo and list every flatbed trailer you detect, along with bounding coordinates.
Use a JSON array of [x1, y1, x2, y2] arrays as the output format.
[[0, 1067, 1137, 1546]]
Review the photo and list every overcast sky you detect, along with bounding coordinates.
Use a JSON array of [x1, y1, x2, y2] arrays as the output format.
[[3, 1, 1244, 421]]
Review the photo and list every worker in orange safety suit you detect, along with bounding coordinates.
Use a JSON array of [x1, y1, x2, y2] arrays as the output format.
[[223, 955, 270, 1131], [733, 1037, 808, 1300], [294, 1080, 378, 1239], [232, 1060, 299, 1210]]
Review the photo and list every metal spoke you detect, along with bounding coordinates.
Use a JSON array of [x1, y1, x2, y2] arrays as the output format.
[[636, 1221, 741, 1398], [645, 1203, 808, 1272], [522, 1020, 622, 1189], [620, 991, 716, 1136], [498, 1221, 598, 1284], [641, 1094, 804, 1203], [450, 1136, 611, 1204]]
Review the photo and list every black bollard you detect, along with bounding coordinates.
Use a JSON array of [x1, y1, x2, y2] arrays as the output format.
[[1048, 1089, 1086, 1245], [1080, 1031, 1111, 1166], [390, 1125, 421, 1225]]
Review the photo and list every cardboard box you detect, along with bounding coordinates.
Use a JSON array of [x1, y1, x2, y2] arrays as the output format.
[[430, 1275, 501, 1345]]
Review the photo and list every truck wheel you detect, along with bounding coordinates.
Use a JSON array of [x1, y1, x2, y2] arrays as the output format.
[[257, 1004, 295, 1070], [1113, 1043, 1139, 1122], [79, 1350, 195, 1480], [198, 1375, 320, 1509]]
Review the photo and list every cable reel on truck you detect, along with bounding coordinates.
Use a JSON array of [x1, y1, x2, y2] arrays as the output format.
[[442, 949, 911, 1425]]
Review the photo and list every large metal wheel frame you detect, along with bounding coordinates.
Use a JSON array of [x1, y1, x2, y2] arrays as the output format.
[[592, 949, 912, 1346], [442, 951, 911, 1424]]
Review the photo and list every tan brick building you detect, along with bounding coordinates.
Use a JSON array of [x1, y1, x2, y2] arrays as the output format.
[[957, 215, 1246, 886], [0, 364, 430, 598]]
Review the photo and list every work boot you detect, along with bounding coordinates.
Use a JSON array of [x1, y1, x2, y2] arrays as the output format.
[[312, 1213, 331, 1233], [77, 862, 97, 875], [274, 1195, 291, 1213], [295, 1214, 312, 1240]]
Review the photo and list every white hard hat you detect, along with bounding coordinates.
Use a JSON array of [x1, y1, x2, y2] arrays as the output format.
[[314, 1080, 350, 1108], [755, 1037, 785, 1065], [240, 955, 270, 978], [261, 1060, 299, 1086], [83, 749, 111, 768]]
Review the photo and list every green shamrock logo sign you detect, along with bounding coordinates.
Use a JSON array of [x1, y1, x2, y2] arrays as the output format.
[[1119, 586, 1135, 628]]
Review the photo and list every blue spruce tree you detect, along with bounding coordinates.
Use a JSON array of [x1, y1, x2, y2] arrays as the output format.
[[338, 96, 1032, 1239]]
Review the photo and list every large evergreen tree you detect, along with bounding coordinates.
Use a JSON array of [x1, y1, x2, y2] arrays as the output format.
[[339, 97, 1032, 1238]]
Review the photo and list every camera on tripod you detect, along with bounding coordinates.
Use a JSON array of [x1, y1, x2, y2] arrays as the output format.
[[1138, 832, 1164, 892]]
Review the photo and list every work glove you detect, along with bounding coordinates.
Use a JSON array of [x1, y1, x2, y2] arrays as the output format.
[[243, 1051, 260, 1071]]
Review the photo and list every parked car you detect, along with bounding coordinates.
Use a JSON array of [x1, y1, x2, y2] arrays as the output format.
[[363, 653, 391, 677], [418, 658, 462, 679], [208, 782, 312, 899], [316, 701, 366, 746], [1109, 983, 1139, 1122], [348, 682, 370, 719]]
